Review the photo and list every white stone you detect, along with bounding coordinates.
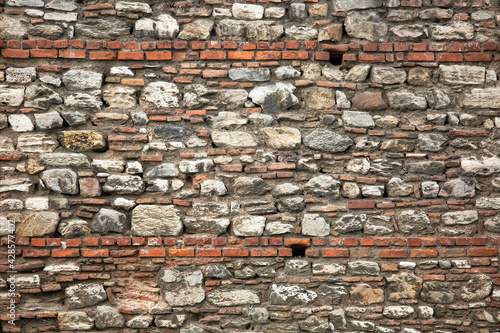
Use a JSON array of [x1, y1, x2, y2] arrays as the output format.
[[233, 216, 266, 236], [302, 213, 330, 237], [44, 12, 78, 22], [25, 197, 49, 210], [0, 86, 24, 106], [9, 114, 34, 132], [6, 67, 36, 84], [140, 82, 179, 108], [116, 1, 152, 13], [232, 3, 264, 20]]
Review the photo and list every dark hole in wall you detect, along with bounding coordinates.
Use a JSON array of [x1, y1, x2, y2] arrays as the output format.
[[328, 51, 344, 66], [291, 245, 307, 257]]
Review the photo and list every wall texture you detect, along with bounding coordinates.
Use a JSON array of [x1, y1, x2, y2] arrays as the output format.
[[1, 0, 500, 332]]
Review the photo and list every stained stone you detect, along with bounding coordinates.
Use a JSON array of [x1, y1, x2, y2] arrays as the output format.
[[461, 157, 500, 176], [304, 129, 353, 153], [396, 210, 432, 234], [312, 263, 346, 275], [95, 305, 125, 329], [63, 70, 102, 90], [371, 67, 407, 85], [298, 316, 330, 333], [0, 14, 28, 39], [132, 205, 183, 236], [0, 179, 32, 193], [370, 159, 402, 177], [58, 312, 94, 330], [179, 159, 214, 173], [0, 200, 23, 211], [232, 3, 264, 20], [364, 215, 394, 235], [301, 213, 330, 237], [211, 112, 247, 129], [441, 210, 478, 225], [103, 85, 137, 108], [305, 175, 341, 198], [418, 133, 447, 152], [387, 90, 427, 110], [91, 208, 127, 233], [92, 160, 125, 173], [178, 19, 214, 40], [349, 261, 380, 275], [0, 86, 24, 107], [421, 282, 455, 304], [0, 136, 14, 152], [387, 273, 423, 301], [65, 283, 107, 309], [342, 111, 375, 128], [154, 125, 193, 139], [346, 65, 371, 82], [440, 65, 485, 85], [461, 275, 492, 301], [260, 127, 301, 149], [270, 284, 317, 305], [318, 24, 343, 42], [57, 219, 91, 238], [158, 267, 205, 306], [103, 175, 145, 194], [383, 306, 415, 319], [332, 0, 381, 11], [460, 88, 500, 109], [76, 18, 132, 39], [390, 24, 426, 41], [155, 314, 187, 328], [284, 25, 318, 40], [351, 284, 385, 305], [192, 202, 229, 217], [438, 178, 475, 198], [484, 215, 500, 233], [381, 139, 415, 152], [184, 218, 230, 235], [6, 67, 36, 84], [64, 91, 103, 110], [249, 83, 299, 112], [140, 82, 179, 108], [387, 177, 413, 197], [430, 21, 474, 40], [16, 212, 59, 237], [426, 88, 452, 109], [342, 182, 361, 198], [211, 131, 258, 148], [34, 111, 63, 130], [407, 161, 445, 175], [29, 25, 64, 38], [336, 91, 351, 109], [144, 164, 176, 179], [135, 15, 179, 39], [408, 67, 432, 86], [301, 87, 336, 110], [352, 91, 387, 110], [274, 66, 301, 80], [41, 169, 79, 194], [59, 131, 106, 152], [200, 180, 227, 196], [24, 85, 62, 110], [233, 216, 266, 236], [345, 11, 388, 42], [127, 316, 154, 329]]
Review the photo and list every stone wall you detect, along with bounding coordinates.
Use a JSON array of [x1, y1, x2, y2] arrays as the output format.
[[1, 0, 500, 332]]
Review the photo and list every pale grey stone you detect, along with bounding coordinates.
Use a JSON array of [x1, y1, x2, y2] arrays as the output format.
[[387, 90, 427, 110], [6, 67, 36, 84], [370, 159, 402, 177], [476, 197, 500, 210], [342, 111, 374, 128], [430, 21, 474, 40], [265, 7, 285, 18], [346, 159, 370, 176], [421, 181, 439, 198], [336, 91, 351, 109], [460, 88, 500, 109], [390, 24, 426, 41], [135, 15, 179, 39], [64, 91, 103, 110], [200, 180, 227, 196], [249, 83, 299, 112], [439, 178, 475, 198], [63, 70, 102, 90], [349, 261, 380, 275], [461, 157, 500, 176], [46, 0, 77, 11], [0, 179, 32, 193], [116, 1, 152, 13], [211, 131, 257, 148], [265, 221, 294, 235], [213, 7, 232, 18], [140, 82, 179, 108], [441, 211, 478, 225], [419, 8, 453, 20], [418, 133, 447, 152], [232, 3, 264, 20], [301, 213, 330, 237], [41, 169, 78, 194], [155, 314, 187, 329], [179, 159, 214, 174], [92, 160, 125, 173], [43, 12, 78, 21], [229, 68, 270, 81], [232, 177, 272, 196], [34, 111, 63, 130], [298, 316, 330, 333], [440, 65, 485, 85], [272, 183, 301, 198], [260, 127, 301, 149], [284, 25, 318, 40], [111, 198, 136, 211], [211, 112, 247, 129], [332, 0, 382, 11], [95, 305, 125, 329], [421, 282, 455, 304], [29, 24, 64, 38], [342, 182, 360, 198], [361, 185, 385, 197], [103, 175, 145, 194], [0, 86, 24, 107], [417, 306, 434, 319], [0, 14, 28, 39], [333, 214, 366, 233], [396, 210, 433, 234], [126, 316, 153, 329], [301, 86, 336, 110], [208, 290, 260, 306], [484, 215, 500, 233], [57, 219, 90, 238], [304, 129, 353, 153], [233, 216, 266, 236], [92, 208, 127, 233], [345, 65, 371, 82], [184, 218, 229, 235], [65, 283, 107, 309], [345, 11, 388, 42], [132, 205, 183, 236], [364, 215, 394, 235], [24, 85, 62, 110], [305, 174, 341, 198], [312, 263, 346, 275], [58, 312, 94, 331], [270, 284, 317, 305], [0, 199, 23, 211], [0, 136, 14, 152], [158, 267, 205, 306], [274, 66, 300, 80], [371, 67, 407, 84], [383, 306, 415, 319]]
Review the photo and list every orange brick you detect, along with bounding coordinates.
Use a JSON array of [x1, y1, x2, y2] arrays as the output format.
[[118, 51, 144, 60], [410, 249, 438, 258], [200, 51, 226, 60], [169, 249, 195, 257], [145, 52, 172, 60], [322, 249, 349, 257], [222, 248, 249, 257], [52, 249, 80, 258], [81, 249, 109, 257], [89, 51, 116, 60], [59, 50, 86, 59], [2, 49, 30, 58], [196, 249, 222, 257], [139, 249, 166, 257], [30, 49, 57, 58], [228, 51, 255, 60], [381, 249, 408, 258]]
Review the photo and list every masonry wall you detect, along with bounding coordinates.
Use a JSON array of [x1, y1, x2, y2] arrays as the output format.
[[1, 0, 500, 332]]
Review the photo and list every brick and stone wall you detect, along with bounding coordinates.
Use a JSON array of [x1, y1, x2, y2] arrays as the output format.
[[1, 0, 500, 332]]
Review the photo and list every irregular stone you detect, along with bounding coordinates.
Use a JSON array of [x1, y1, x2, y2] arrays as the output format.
[[155, 314, 187, 328], [178, 19, 213, 40], [102, 85, 137, 108], [476, 198, 500, 210], [426, 88, 452, 109], [154, 125, 192, 140], [370, 159, 402, 177], [200, 180, 227, 196], [127, 316, 153, 329], [115, 1, 152, 13], [418, 133, 447, 152], [274, 66, 301, 80], [383, 306, 415, 319], [64, 91, 103, 110], [249, 83, 299, 112], [92, 160, 125, 173], [76, 18, 132, 39], [440, 65, 485, 85], [390, 24, 426, 41], [265, 221, 294, 235], [233, 216, 266, 236], [346, 64, 371, 82], [146, 179, 169, 193], [277, 197, 305, 213], [408, 67, 432, 86], [396, 210, 432, 234], [430, 21, 474, 40], [179, 159, 214, 174], [65, 283, 107, 309], [62, 70, 102, 90], [333, 214, 366, 233], [345, 11, 388, 42], [112, 198, 136, 211], [135, 14, 179, 39], [184, 218, 230, 235], [158, 267, 205, 306], [342, 111, 374, 128], [140, 82, 179, 108], [407, 161, 445, 175], [461, 157, 500, 176], [387, 90, 427, 110], [131, 205, 183, 236], [419, 8, 453, 19], [387, 273, 423, 301], [312, 263, 346, 275], [43, 12, 78, 21], [9, 114, 33, 132], [352, 91, 387, 110], [44, 263, 80, 275], [192, 202, 228, 217], [92, 114, 130, 126], [232, 3, 264, 20], [284, 25, 318, 40], [421, 181, 439, 198], [461, 275, 492, 302], [439, 178, 475, 198], [272, 183, 301, 198], [58, 312, 94, 330], [103, 175, 145, 194], [0, 14, 27, 39], [211, 112, 247, 129], [59, 131, 106, 152], [329, 309, 347, 331], [371, 67, 407, 85], [305, 174, 341, 198], [24, 85, 62, 110], [0, 179, 32, 193], [301, 87, 336, 110], [318, 24, 343, 42], [29, 25, 64, 38], [351, 284, 385, 305], [304, 129, 353, 153], [441, 210, 478, 225], [232, 177, 272, 196], [0, 199, 23, 211], [0, 86, 24, 107], [16, 212, 59, 237], [57, 219, 90, 238], [205, 264, 232, 279], [460, 88, 500, 109], [387, 177, 413, 197], [421, 282, 455, 304], [349, 261, 380, 275], [381, 139, 415, 152], [270, 284, 317, 305], [6, 67, 36, 84], [229, 68, 270, 82], [342, 182, 361, 198], [208, 290, 260, 306], [34, 111, 63, 130], [95, 305, 125, 329], [41, 169, 79, 194], [211, 131, 257, 148], [298, 316, 330, 333], [301, 213, 330, 237], [484, 215, 500, 233], [91, 208, 127, 233], [332, 0, 382, 11], [260, 127, 301, 149], [364, 215, 394, 235], [0, 136, 14, 152], [336, 91, 351, 109]]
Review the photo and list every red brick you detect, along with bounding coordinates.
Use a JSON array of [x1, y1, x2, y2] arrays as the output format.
[[469, 248, 497, 257], [200, 51, 226, 60], [30, 49, 57, 58], [381, 249, 408, 258], [222, 248, 249, 257], [89, 51, 116, 60], [464, 53, 493, 62], [2, 49, 30, 58], [251, 249, 277, 257], [410, 249, 438, 258], [436, 53, 463, 62], [139, 249, 166, 257], [23, 249, 50, 258], [81, 249, 109, 257], [118, 51, 144, 60], [196, 249, 222, 257], [168, 249, 195, 257], [322, 249, 349, 257], [59, 50, 86, 59], [348, 200, 375, 209], [52, 249, 80, 258], [407, 53, 434, 61], [203, 70, 227, 78], [228, 51, 255, 60], [145, 52, 172, 60], [282, 51, 309, 60]]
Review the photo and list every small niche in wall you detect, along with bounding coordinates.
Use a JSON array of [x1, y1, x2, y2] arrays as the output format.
[[328, 51, 344, 66]]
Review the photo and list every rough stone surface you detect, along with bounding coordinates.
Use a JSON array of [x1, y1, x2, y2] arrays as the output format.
[[16, 212, 59, 237], [304, 130, 353, 153], [132, 205, 183, 236], [41, 169, 79, 194], [158, 267, 205, 306], [65, 283, 107, 309]]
